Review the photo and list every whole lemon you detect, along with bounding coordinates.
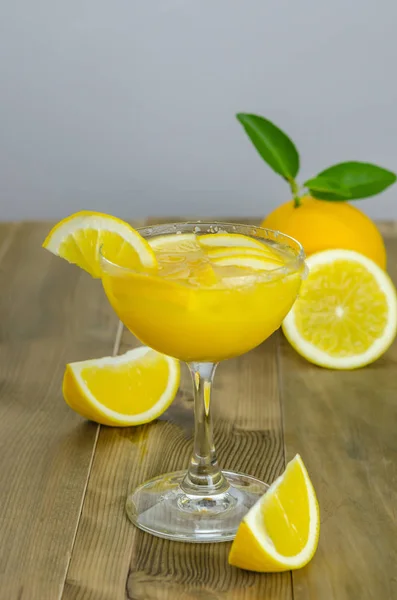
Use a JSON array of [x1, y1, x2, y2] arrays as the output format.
[[261, 196, 386, 269]]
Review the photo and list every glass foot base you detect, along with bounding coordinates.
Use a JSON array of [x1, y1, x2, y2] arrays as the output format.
[[126, 470, 269, 543]]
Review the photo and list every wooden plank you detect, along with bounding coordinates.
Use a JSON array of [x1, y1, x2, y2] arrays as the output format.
[[63, 326, 292, 599], [280, 232, 397, 600], [0, 223, 119, 598]]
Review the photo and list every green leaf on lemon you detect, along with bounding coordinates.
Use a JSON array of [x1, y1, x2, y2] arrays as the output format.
[[304, 176, 352, 200], [312, 162, 396, 201], [236, 113, 300, 180]]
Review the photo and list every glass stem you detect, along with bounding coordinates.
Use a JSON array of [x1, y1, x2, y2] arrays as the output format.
[[181, 362, 229, 495]]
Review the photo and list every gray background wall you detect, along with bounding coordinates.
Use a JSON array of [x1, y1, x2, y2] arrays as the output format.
[[1, 0, 396, 221]]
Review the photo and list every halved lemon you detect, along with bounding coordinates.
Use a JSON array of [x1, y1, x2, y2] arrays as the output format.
[[282, 249, 397, 369], [229, 455, 320, 572], [43, 211, 157, 278], [63, 346, 180, 426]]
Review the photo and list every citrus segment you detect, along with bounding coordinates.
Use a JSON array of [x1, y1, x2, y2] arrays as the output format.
[[282, 249, 397, 369], [43, 211, 157, 278], [63, 346, 180, 426], [229, 455, 320, 572]]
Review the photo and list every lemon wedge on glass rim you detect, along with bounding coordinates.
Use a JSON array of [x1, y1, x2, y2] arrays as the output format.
[[229, 454, 320, 572], [43, 210, 157, 277], [63, 347, 180, 426], [282, 249, 397, 369]]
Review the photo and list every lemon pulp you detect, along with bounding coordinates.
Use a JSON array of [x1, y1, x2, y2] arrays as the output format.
[[295, 259, 389, 356]]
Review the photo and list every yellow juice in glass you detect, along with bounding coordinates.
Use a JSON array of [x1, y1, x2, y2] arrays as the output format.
[[101, 229, 303, 362]]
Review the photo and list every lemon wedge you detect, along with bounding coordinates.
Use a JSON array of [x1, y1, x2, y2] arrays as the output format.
[[63, 347, 180, 426], [43, 211, 157, 278], [282, 249, 397, 369], [229, 455, 320, 572]]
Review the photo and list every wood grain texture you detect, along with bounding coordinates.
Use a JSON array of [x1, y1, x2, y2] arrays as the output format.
[[0, 223, 119, 599], [279, 232, 397, 600], [63, 328, 292, 600]]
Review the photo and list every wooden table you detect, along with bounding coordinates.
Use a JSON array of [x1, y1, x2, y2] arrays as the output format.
[[1, 220, 397, 600]]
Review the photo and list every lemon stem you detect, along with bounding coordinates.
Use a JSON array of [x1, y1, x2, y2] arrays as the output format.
[[289, 179, 301, 208]]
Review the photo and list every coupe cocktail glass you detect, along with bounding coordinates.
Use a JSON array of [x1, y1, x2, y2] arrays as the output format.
[[100, 222, 305, 542]]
